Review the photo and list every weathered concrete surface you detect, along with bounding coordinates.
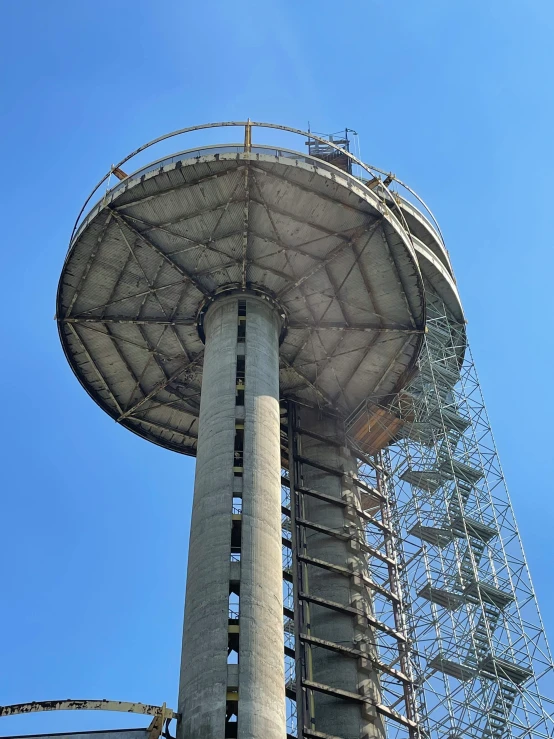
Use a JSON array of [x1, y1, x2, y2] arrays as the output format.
[[298, 407, 385, 739], [238, 296, 286, 739], [179, 298, 238, 739], [179, 294, 285, 739]]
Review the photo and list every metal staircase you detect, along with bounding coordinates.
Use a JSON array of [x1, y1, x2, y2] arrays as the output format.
[[364, 294, 553, 739]]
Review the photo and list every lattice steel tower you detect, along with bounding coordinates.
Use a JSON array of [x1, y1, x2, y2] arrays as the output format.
[[2, 122, 552, 739]]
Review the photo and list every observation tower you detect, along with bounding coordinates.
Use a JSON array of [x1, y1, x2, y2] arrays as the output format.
[[2, 122, 553, 739]]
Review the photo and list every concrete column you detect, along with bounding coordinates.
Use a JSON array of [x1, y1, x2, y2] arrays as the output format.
[[179, 293, 285, 739], [179, 297, 238, 739], [297, 407, 385, 739], [238, 296, 286, 739]]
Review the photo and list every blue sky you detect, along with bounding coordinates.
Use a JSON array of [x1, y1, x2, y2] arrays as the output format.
[[1, 0, 554, 733]]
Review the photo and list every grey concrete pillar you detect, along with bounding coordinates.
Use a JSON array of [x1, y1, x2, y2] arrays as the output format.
[[179, 294, 285, 739], [179, 296, 238, 739], [297, 407, 385, 739], [239, 296, 286, 739]]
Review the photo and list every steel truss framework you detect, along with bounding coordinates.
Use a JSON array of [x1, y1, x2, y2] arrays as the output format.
[[352, 291, 554, 739], [281, 290, 554, 739], [281, 407, 423, 739]]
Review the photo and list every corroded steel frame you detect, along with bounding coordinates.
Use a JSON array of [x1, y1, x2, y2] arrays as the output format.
[[0, 700, 177, 739]]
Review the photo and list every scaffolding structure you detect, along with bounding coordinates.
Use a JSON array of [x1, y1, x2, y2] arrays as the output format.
[[281, 405, 424, 739], [344, 290, 554, 739]]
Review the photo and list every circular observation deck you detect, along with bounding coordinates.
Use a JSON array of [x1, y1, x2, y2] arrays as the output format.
[[56, 122, 462, 456]]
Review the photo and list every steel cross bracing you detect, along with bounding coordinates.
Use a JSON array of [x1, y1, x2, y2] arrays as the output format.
[[355, 292, 554, 739], [58, 149, 424, 457], [280, 404, 423, 739]]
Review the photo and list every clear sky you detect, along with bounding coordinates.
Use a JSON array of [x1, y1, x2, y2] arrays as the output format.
[[1, 0, 554, 734]]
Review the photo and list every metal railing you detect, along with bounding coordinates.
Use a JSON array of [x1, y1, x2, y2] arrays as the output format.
[[66, 121, 446, 262]]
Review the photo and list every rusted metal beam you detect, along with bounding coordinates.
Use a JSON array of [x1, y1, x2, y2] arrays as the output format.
[[104, 325, 146, 397], [123, 324, 167, 413], [0, 730, 148, 739], [370, 335, 415, 397], [135, 393, 200, 417], [112, 166, 128, 181], [298, 592, 406, 643], [351, 234, 386, 326], [0, 699, 176, 720]]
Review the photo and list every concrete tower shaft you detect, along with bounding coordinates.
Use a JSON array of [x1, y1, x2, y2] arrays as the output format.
[[296, 407, 385, 739], [180, 293, 285, 739]]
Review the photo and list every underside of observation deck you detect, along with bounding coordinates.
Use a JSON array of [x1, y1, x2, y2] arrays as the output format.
[[57, 139, 427, 455]]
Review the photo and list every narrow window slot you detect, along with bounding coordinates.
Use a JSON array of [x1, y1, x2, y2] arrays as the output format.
[[236, 356, 245, 406], [225, 704, 238, 739], [237, 300, 246, 343], [236, 356, 245, 382], [237, 320, 246, 342], [230, 516, 242, 561], [233, 426, 244, 475], [228, 590, 240, 620], [227, 588, 240, 664]]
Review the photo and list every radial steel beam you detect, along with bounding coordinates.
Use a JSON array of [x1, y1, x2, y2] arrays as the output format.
[[64, 211, 113, 317], [111, 166, 245, 211], [110, 210, 210, 297], [117, 357, 201, 421]]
